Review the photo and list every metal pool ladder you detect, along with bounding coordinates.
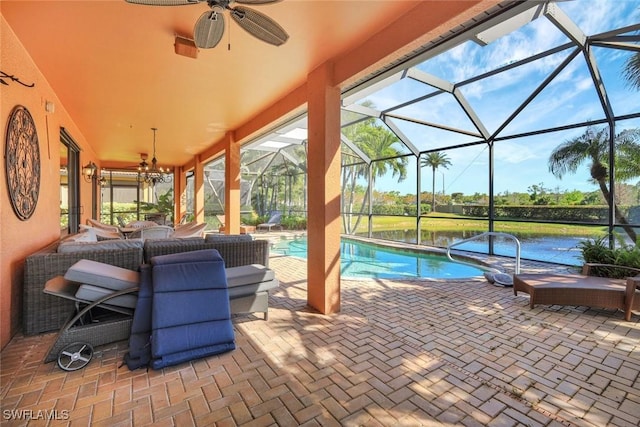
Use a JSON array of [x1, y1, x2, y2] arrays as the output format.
[[446, 232, 521, 286]]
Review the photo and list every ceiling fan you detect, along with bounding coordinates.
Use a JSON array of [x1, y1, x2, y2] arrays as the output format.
[[125, 0, 289, 49]]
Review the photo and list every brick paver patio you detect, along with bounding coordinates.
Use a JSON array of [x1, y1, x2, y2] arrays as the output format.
[[1, 249, 639, 426]]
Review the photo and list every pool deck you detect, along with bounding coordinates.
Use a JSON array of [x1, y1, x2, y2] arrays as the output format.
[[1, 234, 638, 426]]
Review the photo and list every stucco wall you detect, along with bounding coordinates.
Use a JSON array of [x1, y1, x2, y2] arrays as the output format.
[[1, 16, 96, 349]]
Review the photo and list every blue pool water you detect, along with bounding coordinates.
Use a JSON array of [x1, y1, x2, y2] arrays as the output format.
[[271, 237, 487, 279]]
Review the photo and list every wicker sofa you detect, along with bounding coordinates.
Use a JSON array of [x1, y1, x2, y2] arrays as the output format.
[[23, 235, 270, 336], [144, 235, 269, 267]]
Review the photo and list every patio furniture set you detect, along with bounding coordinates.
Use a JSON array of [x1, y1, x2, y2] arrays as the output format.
[[85, 218, 208, 240], [42, 247, 277, 371], [23, 229, 274, 337]]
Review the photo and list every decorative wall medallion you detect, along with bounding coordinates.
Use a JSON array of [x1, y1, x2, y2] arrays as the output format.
[[5, 105, 40, 220]]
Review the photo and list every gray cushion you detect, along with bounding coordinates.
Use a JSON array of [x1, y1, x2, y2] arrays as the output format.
[[225, 264, 275, 287], [57, 238, 144, 253], [75, 284, 137, 308], [64, 259, 140, 290], [227, 280, 278, 298], [225, 264, 278, 298], [205, 234, 253, 243]]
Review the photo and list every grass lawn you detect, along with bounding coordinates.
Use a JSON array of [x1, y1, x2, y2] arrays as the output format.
[[349, 213, 607, 237]]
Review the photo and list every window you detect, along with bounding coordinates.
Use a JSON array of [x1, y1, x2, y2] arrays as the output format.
[[60, 128, 80, 234]]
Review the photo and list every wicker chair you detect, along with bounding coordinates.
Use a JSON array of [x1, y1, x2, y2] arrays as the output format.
[[126, 220, 158, 229], [79, 224, 124, 240], [128, 225, 174, 240], [171, 222, 207, 238]]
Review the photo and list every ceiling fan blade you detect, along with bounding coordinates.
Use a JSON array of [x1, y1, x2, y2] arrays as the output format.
[[194, 10, 225, 49], [230, 6, 288, 46], [234, 0, 283, 4], [125, 0, 203, 5]]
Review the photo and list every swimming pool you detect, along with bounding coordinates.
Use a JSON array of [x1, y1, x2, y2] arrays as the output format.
[[271, 237, 487, 279]]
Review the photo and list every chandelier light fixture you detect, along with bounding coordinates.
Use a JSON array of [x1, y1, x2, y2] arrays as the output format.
[[138, 127, 171, 185]]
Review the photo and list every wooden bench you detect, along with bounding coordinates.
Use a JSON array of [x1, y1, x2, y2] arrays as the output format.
[[514, 265, 640, 321]]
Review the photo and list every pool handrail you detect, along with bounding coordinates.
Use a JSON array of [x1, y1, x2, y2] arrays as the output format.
[[446, 232, 521, 275]]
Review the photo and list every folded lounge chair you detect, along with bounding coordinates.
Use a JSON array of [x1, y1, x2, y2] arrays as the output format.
[[514, 263, 640, 320], [43, 259, 141, 370]]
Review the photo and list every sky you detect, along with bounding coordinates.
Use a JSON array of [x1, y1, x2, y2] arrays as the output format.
[[357, 0, 640, 197]]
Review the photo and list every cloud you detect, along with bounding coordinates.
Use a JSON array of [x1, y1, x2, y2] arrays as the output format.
[[574, 76, 594, 93], [557, 0, 635, 35], [494, 142, 540, 164]]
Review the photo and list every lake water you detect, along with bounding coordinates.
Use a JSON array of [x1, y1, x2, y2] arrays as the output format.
[[362, 230, 585, 266]]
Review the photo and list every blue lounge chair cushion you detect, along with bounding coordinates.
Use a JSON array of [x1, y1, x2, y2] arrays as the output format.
[[151, 249, 229, 292], [149, 249, 235, 369], [152, 321, 235, 358], [125, 250, 240, 370], [124, 265, 152, 370]]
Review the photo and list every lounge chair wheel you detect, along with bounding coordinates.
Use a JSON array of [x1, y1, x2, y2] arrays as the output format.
[[57, 342, 93, 371]]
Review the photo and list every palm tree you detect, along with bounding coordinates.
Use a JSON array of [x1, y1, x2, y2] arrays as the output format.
[[623, 51, 640, 90], [341, 120, 408, 234], [548, 126, 640, 243], [362, 127, 408, 185], [615, 128, 640, 181], [420, 151, 452, 212]]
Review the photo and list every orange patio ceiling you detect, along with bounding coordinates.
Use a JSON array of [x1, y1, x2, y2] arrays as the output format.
[[1, 0, 492, 169]]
